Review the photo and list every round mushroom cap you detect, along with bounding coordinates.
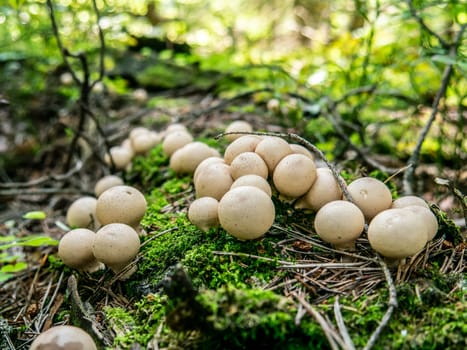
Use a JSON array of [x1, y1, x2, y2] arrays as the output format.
[[403, 205, 438, 241], [218, 186, 275, 240], [225, 120, 253, 142], [105, 146, 133, 170], [30, 325, 97, 350], [272, 154, 317, 198], [66, 196, 98, 229], [231, 174, 272, 196], [193, 157, 225, 184], [94, 175, 124, 197], [392, 195, 429, 209], [92, 223, 140, 273], [162, 130, 193, 157], [170, 142, 219, 174], [120, 138, 135, 157], [347, 177, 393, 220], [223, 135, 262, 164], [289, 143, 314, 160], [368, 208, 428, 259], [58, 228, 103, 272], [131, 132, 158, 155], [255, 136, 293, 174], [96, 185, 147, 227], [230, 152, 269, 180], [299, 168, 343, 211], [129, 126, 150, 141], [314, 200, 365, 249], [166, 123, 188, 134], [195, 163, 233, 200], [188, 197, 220, 231]]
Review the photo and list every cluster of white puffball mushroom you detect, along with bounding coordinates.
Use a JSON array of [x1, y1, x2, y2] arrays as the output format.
[[185, 120, 439, 262]]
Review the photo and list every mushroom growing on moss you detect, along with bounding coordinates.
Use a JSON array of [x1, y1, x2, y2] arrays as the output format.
[[30, 325, 97, 350], [347, 177, 392, 220], [105, 146, 133, 170], [162, 130, 193, 156], [92, 223, 140, 278], [231, 174, 272, 197], [94, 175, 124, 197], [170, 142, 219, 175], [314, 200, 365, 251], [58, 228, 104, 273], [367, 208, 428, 260], [96, 185, 147, 228], [188, 197, 220, 231], [272, 153, 317, 198], [391, 195, 429, 209], [218, 186, 275, 240], [255, 136, 293, 174], [66, 196, 99, 229], [230, 151, 269, 180], [195, 162, 233, 200], [223, 135, 262, 164]]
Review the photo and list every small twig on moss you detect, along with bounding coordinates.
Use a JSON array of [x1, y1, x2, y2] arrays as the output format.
[[334, 296, 356, 350], [216, 131, 353, 202], [292, 291, 346, 350], [362, 255, 397, 350], [402, 23, 466, 195]]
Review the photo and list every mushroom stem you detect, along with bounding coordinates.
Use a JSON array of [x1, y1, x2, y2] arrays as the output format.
[[334, 241, 357, 252]]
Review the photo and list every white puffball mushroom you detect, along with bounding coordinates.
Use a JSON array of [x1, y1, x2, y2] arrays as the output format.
[[272, 154, 317, 198], [170, 142, 219, 175], [368, 208, 428, 259], [347, 177, 392, 220], [392, 195, 430, 209], [195, 163, 233, 200], [193, 157, 225, 184], [66, 196, 98, 229], [58, 228, 104, 273], [129, 126, 150, 141], [289, 143, 314, 160], [230, 151, 269, 180], [223, 135, 262, 164], [94, 175, 124, 197], [105, 146, 133, 170], [188, 197, 220, 231], [120, 138, 135, 157], [96, 185, 147, 228], [231, 174, 272, 197], [218, 186, 275, 240], [403, 205, 438, 241], [314, 200, 365, 251], [131, 132, 158, 155], [297, 168, 343, 211], [165, 123, 188, 135], [255, 136, 293, 174], [92, 223, 140, 276], [162, 130, 193, 156], [30, 325, 97, 350], [225, 120, 253, 142]]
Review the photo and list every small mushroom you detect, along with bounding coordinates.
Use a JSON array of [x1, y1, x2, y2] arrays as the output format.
[[94, 175, 124, 197], [96, 185, 147, 228], [169, 142, 219, 174], [224, 120, 253, 142], [30, 325, 97, 350], [391, 195, 429, 209], [92, 223, 140, 277], [223, 135, 262, 164], [131, 131, 160, 155], [314, 200, 365, 251], [195, 162, 233, 200], [165, 123, 188, 135], [188, 197, 220, 231], [296, 168, 343, 211], [230, 151, 269, 180], [367, 208, 428, 260], [162, 130, 193, 157], [193, 157, 225, 184], [58, 228, 104, 273], [66, 196, 99, 229], [289, 143, 314, 160], [347, 177, 392, 220], [272, 154, 317, 198], [218, 186, 275, 240], [403, 205, 438, 241], [255, 136, 293, 174], [105, 146, 133, 170], [231, 174, 272, 196]]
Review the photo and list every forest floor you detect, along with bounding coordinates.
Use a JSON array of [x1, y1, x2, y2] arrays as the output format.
[[0, 80, 466, 349]]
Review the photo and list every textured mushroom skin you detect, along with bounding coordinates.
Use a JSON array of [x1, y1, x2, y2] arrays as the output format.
[[272, 154, 317, 198], [347, 177, 392, 220], [188, 197, 220, 231], [301, 168, 343, 211], [218, 186, 275, 240], [66, 197, 98, 229], [29, 325, 97, 350], [254, 136, 293, 173], [224, 135, 262, 164], [230, 152, 269, 180], [58, 228, 101, 271]]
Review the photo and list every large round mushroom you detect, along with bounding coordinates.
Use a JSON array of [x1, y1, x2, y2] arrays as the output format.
[[30, 325, 97, 350], [230, 152, 269, 180], [347, 177, 392, 220], [66, 196, 99, 229], [188, 197, 220, 232], [218, 186, 275, 240], [255, 136, 293, 174]]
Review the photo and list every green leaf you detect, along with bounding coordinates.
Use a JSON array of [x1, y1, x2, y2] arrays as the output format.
[[0, 272, 13, 283], [23, 211, 47, 220], [1, 262, 28, 273], [0, 235, 58, 250]]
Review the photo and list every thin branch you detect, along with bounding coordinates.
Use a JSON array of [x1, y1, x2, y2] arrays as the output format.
[[90, 0, 105, 89], [403, 24, 466, 194], [334, 297, 356, 350]]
